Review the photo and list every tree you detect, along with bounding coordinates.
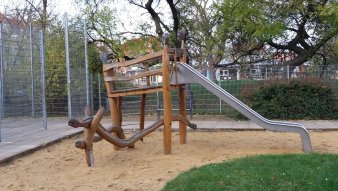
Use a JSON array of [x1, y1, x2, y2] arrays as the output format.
[[128, 0, 181, 47], [4, 0, 54, 30], [216, 0, 338, 68], [76, 0, 123, 58], [43, 22, 68, 114], [23, 0, 48, 30], [178, 0, 223, 79]]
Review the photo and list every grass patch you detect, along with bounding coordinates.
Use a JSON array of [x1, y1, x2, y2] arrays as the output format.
[[162, 153, 338, 191]]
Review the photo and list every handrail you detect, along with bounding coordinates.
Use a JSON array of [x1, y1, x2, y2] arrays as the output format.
[[104, 69, 162, 82], [103, 51, 163, 71]]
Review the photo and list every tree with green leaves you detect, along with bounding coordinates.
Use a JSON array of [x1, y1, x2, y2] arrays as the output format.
[[178, 0, 222, 79], [216, 0, 338, 69]]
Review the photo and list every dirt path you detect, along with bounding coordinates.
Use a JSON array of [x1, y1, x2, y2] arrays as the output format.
[[1, 130, 338, 191]]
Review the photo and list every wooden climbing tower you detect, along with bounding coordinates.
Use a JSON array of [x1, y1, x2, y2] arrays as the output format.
[[102, 33, 189, 154]]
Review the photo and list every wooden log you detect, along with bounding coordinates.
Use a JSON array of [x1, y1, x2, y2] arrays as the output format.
[[73, 115, 197, 149], [70, 124, 127, 149], [83, 107, 105, 167]]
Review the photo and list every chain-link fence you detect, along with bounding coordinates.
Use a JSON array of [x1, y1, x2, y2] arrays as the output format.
[[0, 14, 90, 141], [0, 23, 43, 117], [89, 63, 338, 120], [0, 21, 46, 141], [1, 13, 338, 141]]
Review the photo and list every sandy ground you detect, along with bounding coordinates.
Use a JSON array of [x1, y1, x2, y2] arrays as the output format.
[[1, 130, 338, 191]]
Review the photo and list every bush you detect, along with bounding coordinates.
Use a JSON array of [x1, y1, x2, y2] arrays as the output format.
[[240, 78, 338, 120]]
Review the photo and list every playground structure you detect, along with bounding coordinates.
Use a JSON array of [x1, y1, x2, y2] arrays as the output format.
[[69, 32, 312, 167]]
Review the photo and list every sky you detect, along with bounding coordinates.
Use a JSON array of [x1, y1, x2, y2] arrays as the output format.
[[0, 0, 173, 38], [0, 0, 78, 16], [0, 0, 160, 32]]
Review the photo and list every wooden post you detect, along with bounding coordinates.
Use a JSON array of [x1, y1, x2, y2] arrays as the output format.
[[109, 97, 123, 150], [179, 85, 187, 144], [139, 63, 150, 140], [140, 94, 146, 141], [117, 96, 123, 127], [179, 39, 187, 144], [162, 45, 172, 155]]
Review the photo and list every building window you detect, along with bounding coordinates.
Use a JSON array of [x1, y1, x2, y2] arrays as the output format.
[[219, 69, 229, 80]]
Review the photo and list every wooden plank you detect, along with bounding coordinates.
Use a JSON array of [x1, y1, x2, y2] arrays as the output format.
[[103, 51, 163, 71], [104, 69, 162, 82]]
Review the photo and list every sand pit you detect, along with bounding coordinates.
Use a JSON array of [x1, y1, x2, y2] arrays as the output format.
[[1, 130, 338, 191]]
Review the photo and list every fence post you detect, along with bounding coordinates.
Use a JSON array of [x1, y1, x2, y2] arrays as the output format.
[[90, 73, 94, 111], [0, 22, 4, 121], [98, 73, 101, 107], [64, 13, 72, 119], [29, 23, 35, 117], [84, 18, 91, 116], [287, 65, 290, 80], [218, 80, 222, 114], [0, 22, 3, 141], [40, 30, 47, 129]]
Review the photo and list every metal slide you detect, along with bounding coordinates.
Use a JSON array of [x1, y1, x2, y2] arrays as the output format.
[[172, 63, 312, 152]]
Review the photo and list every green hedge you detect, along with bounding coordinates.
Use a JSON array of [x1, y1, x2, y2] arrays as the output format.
[[240, 78, 338, 120]]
